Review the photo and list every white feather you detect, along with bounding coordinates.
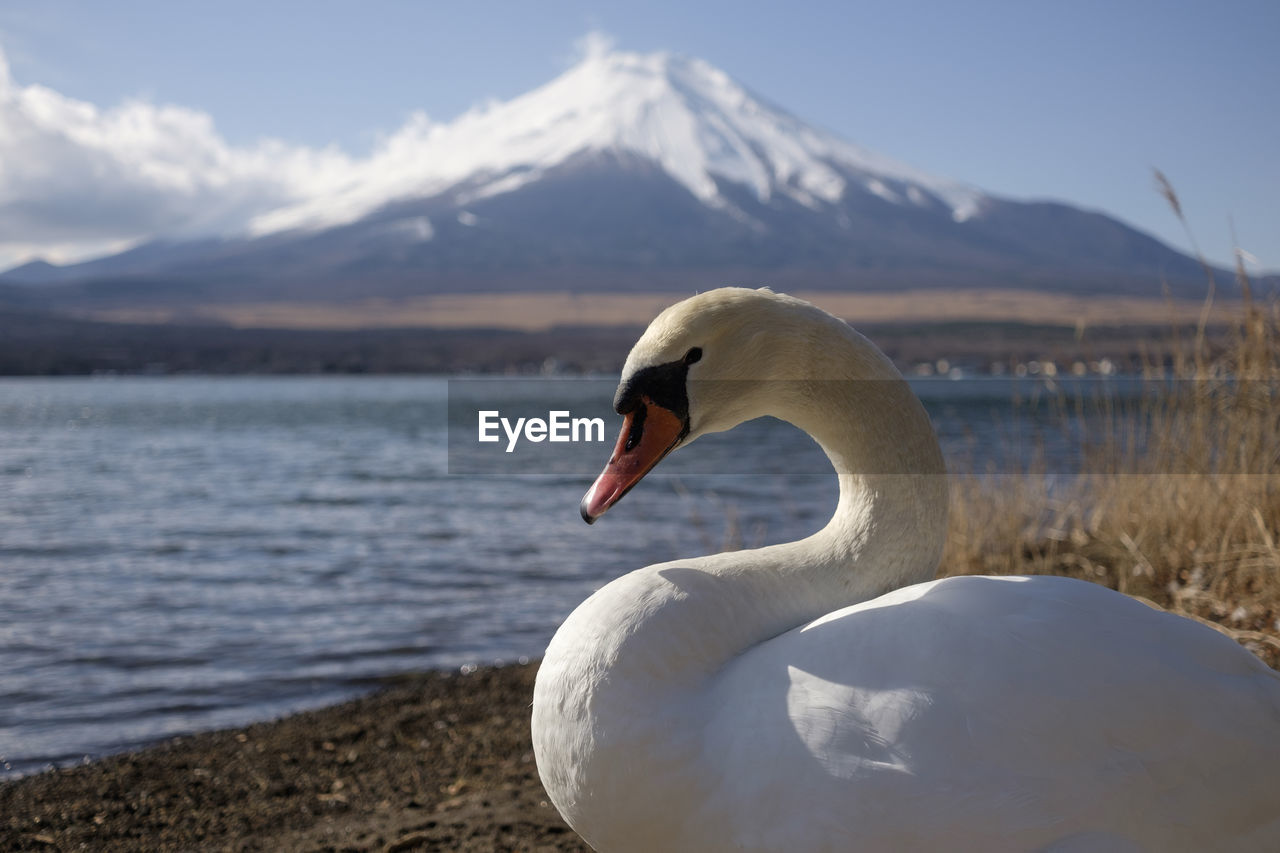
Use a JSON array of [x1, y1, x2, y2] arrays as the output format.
[[532, 287, 1280, 852]]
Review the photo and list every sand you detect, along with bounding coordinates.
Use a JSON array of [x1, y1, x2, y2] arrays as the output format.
[[0, 663, 589, 852]]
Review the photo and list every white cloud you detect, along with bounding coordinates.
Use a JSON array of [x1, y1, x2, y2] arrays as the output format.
[[0, 42, 356, 266], [0, 37, 524, 266], [574, 31, 617, 64], [0, 236, 141, 270], [0, 32, 666, 268]]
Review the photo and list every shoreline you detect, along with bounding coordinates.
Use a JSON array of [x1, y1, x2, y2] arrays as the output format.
[[5, 630, 1278, 851], [0, 663, 588, 852]]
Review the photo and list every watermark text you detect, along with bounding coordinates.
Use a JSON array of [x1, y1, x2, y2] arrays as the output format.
[[478, 410, 606, 452]]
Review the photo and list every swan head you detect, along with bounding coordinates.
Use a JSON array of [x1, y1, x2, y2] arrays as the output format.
[[581, 286, 893, 523]]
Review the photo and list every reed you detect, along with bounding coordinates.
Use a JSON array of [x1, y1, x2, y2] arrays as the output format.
[[940, 175, 1280, 666]]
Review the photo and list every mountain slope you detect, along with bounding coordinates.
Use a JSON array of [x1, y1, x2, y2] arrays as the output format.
[[246, 47, 987, 237], [0, 45, 1226, 306]]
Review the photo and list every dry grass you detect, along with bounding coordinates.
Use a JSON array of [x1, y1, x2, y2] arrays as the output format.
[[940, 179, 1280, 667], [81, 288, 1244, 332]]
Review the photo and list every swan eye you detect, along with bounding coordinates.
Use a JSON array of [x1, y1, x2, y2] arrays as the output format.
[[685, 347, 703, 365]]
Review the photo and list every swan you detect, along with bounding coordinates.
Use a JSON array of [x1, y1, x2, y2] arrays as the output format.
[[530, 287, 1280, 852]]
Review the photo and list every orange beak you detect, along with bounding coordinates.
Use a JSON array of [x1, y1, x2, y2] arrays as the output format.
[[580, 396, 685, 523]]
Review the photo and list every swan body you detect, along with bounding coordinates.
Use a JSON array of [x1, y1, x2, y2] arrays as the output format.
[[531, 287, 1280, 852]]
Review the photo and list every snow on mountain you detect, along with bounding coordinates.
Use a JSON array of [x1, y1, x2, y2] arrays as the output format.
[[2, 39, 1221, 300], [248, 42, 986, 236]]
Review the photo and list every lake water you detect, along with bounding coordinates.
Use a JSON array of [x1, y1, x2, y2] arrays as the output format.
[[0, 375, 1092, 778]]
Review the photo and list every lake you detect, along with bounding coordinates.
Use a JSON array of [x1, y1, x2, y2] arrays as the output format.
[[0, 374, 1095, 777]]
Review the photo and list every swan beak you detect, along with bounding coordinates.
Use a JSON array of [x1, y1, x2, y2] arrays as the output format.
[[580, 398, 685, 524]]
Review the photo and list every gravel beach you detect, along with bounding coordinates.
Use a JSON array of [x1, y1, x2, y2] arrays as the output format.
[[5, 635, 1278, 852], [0, 663, 589, 852]]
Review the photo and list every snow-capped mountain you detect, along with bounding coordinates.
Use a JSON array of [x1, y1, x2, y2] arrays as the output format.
[[247, 45, 986, 236], [1, 44, 1216, 305]]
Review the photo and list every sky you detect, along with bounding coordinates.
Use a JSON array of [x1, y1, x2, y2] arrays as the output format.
[[0, 0, 1275, 273]]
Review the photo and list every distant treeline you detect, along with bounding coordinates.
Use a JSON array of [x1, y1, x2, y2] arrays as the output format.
[[0, 308, 1199, 377], [0, 310, 635, 376]]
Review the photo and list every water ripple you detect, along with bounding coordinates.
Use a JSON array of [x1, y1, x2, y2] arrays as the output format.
[[0, 374, 1055, 779]]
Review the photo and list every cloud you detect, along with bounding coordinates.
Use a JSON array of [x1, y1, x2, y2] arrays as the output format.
[[573, 31, 617, 64], [0, 36, 528, 266], [0, 33, 627, 268], [0, 41, 355, 265]]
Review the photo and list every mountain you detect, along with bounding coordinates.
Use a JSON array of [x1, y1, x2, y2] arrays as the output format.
[[1, 47, 1228, 314], [0, 259, 64, 284]]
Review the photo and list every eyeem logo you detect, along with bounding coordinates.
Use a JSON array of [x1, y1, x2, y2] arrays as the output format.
[[478, 410, 606, 453]]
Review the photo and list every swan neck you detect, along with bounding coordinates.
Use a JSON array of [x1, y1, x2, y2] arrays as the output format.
[[771, 336, 949, 598], [658, 336, 950, 671], [532, 306, 949, 844]]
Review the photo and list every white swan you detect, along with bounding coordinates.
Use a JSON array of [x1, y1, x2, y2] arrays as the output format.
[[531, 287, 1280, 853]]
